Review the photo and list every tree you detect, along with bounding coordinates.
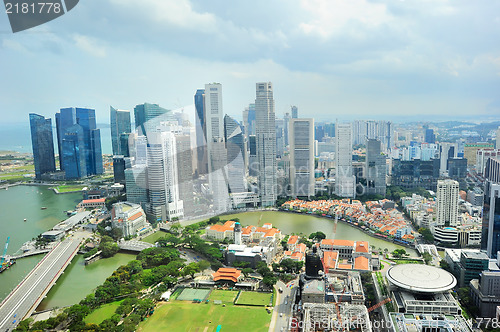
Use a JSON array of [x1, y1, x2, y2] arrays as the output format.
[[183, 262, 200, 278], [262, 275, 278, 287], [418, 228, 434, 243], [242, 267, 253, 278], [99, 241, 119, 258], [391, 249, 406, 258], [198, 260, 210, 272], [422, 252, 432, 265], [309, 231, 326, 242]]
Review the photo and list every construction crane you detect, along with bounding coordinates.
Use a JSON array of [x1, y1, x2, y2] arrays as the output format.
[[0, 237, 10, 267]]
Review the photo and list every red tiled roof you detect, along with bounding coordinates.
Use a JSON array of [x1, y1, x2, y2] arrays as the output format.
[[212, 268, 241, 283], [332, 239, 355, 247], [129, 211, 143, 221], [82, 198, 105, 204], [323, 251, 338, 270], [354, 256, 369, 270], [288, 235, 299, 245], [337, 263, 352, 270], [355, 241, 369, 253]]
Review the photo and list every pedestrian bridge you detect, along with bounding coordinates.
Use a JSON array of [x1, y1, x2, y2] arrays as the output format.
[[118, 240, 154, 253]]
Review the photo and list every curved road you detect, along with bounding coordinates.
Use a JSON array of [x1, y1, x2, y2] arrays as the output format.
[[0, 234, 84, 331]]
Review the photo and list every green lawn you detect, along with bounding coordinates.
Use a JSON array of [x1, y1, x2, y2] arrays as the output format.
[[236, 291, 272, 306], [142, 231, 168, 244], [55, 185, 86, 193], [139, 301, 270, 332], [84, 300, 123, 324], [208, 290, 238, 303]]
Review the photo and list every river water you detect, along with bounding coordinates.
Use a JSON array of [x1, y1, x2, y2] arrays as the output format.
[[222, 210, 417, 256], [0, 186, 416, 311], [0, 185, 136, 310]]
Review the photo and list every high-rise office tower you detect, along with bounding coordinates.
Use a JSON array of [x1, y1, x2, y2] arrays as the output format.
[[224, 115, 246, 194], [482, 181, 500, 258], [146, 131, 183, 221], [205, 83, 229, 213], [255, 82, 277, 207], [176, 134, 195, 216], [365, 139, 386, 196], [335, 123, 355, 198], [497, 127, 500, 149], [435, 179, 459, 227], [425, 128, 436, 144], [352, 120, 393, 152], [275, 117, 285, 158], [289, 118, 314, 197], [291, 105, 298, 119], [134, 103, 171, 135], [113, 155, 126, 185], [248, 135, 258, 176], [283, 112, 291, 146], [242, 103, 256, 137], [61, 124, 87, 179], [56, 107, 103, 179], [194, 89, 208, 175], [125, 164, 148, 207], [29, 113, 56, 179], [110, 106, 131, 156]]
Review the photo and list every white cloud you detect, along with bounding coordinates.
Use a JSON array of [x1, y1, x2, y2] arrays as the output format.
[[110, 0, 216, 32], [73, 34, 106, 57]]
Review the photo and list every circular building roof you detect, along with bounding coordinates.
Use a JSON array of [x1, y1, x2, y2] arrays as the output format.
[[386, 264, 456, 293]]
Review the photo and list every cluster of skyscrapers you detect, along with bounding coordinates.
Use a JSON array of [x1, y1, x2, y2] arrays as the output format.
[[29, 107, 103, 180]]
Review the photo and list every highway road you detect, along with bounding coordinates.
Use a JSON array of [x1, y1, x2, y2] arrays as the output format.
[[0, 233, 84, 331], [272, 279, 298, 332]]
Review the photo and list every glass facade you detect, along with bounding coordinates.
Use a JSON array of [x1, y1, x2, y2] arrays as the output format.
[[482, 181, 500, 258], [29, 113, 56, 179], [110, 106, 131, 156], [56, 107, 103, 179]]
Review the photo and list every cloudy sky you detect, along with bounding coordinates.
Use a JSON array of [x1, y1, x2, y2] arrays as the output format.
[[0, 0, 499, 124]]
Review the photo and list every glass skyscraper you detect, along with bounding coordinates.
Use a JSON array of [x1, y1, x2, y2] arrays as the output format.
[[110, 106, 131, 156], [482, 181, 500, 258], [56, 107, 103, 179], [194, 89, 208, 175], [134, 103, 172, 136], [29, 113, 56, 179]]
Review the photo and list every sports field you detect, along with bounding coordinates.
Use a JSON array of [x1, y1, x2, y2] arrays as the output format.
[[177, 288, 211, 301], [236, 291, 272, 306], [208, 290, 238, 303], [138, 301, 270, 332]]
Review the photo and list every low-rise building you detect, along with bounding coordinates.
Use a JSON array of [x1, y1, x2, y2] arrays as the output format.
[[111, 202, 151, 238], [320, 239, 374, 272]]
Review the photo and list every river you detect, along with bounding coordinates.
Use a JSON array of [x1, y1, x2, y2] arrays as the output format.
[[221, 210, 417, 256], [0, 185, 136, 310]]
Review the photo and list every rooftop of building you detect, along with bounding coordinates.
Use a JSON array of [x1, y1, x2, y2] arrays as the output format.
[[387, 264, 457, 293], [462, 251, 489, 260]]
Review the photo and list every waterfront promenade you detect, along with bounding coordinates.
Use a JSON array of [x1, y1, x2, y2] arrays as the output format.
[[0, 233, 85, 331]]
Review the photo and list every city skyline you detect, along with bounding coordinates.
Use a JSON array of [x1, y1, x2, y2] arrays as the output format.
[[1, 1, 500, 124]]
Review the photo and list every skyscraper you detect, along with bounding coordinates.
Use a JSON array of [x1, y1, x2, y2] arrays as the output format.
[[134, 103, 172, 135], [435, 179, 459, 227], [365, 139, 387, 196], [110, 106, 131, 156], [255, 82, 277, 207], [29, 113, 56, 179], [425, 128, 436, 144], [275, 117, 285, 158], [56, 107, 102, 179], [291, 105, 298, 119], [194, 89, 208, 175], [482, 181, 500, 258], [242, 103, 256, 137], [224, 115, 246, 194], [176, 134, 195, 217], [146, 131, 183, 221], [289, 118, 314, 197], [204, 83, 229, 213], [335, 123, 355, 198]]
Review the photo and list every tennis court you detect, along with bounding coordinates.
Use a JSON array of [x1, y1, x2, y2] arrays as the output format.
[[176, 288, 211, 301]]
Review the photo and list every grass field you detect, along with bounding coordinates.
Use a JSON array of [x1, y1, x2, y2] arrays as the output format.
[[236, 292, 272, 306], [177, 288, 211, 301], [84, 300, 123, 324], [55, 185, 86, 193], [393, 259, 424, 265], [208, 290, 238, 303], [142, 231, 168, 244], [138, 301, 270, 332]]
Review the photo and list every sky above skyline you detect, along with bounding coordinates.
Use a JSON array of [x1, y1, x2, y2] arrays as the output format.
[[1, 0, 499, 124]]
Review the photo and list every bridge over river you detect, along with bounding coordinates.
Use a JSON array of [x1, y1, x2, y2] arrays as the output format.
[[0, 233, 85, 331]]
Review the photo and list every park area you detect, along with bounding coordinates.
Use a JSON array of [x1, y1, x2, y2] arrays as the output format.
[[235, 291, 272, 306], [138, 289, 271, 332], [84, 300, 123, 325]]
